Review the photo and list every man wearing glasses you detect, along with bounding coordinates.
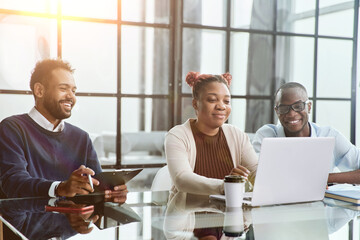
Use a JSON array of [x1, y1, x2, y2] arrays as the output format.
[[252, 82, 360, 184]]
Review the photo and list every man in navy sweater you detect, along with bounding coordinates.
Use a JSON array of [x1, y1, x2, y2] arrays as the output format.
[[0, 59, 127, 199]]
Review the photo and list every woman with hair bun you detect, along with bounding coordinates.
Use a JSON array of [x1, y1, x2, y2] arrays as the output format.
[[165, 71, 258, 195]]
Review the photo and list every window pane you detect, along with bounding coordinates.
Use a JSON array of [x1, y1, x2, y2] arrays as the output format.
[[62, 20, 117, 93], [121, 26, 169, 94], [67, 96, 117, 135], [0, 15, 57, 90], [277, 0, 315, 34], [182, 28, 226, 93], [292, 17, 316, 35], [122, 0, 169, 24], [231, 0, 274, 31], [121, 98, 169, 132], [276, 36, 314, 97], [317, 39, 352, 98], [0, 0, 57, 14], [245, 99, 272, 133], [62, 0, 117, 19], [319, 8, 354, 37], [181, 97, 196, 123], [316, 100, 350, 139], [229, 32, 249, 96], [183, 0, 227, 27], [228, 98, 246, 131], [0, 94, 34, 121], [231, 33, 273, 96], [319, 0, 352, 8]]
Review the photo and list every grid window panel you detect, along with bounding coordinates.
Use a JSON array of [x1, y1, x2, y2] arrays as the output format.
[[277, 0, 315, 35], [121, 98, 169, 132], [318, 7, 354, 38], [0, 15, 57, 90], [0, 0, 57, 14], [245, 99, 273, 133], [122, 0, 169, 24], [276, 36, 314, 97], [292, 16, 316, 35], [0, 94, 34, 122], [228, 98, 246, 131], [231, 0, 275, 31], [181, 97, 196, 123], [183, 0, 227, 27], [294, 0, 317, 14], [121, 25, 169, 95], [319, 0, 353, 8], [182, 28, 226, 93], [317, 38, 352, 98], [231, 33, 273, 96], [62, 20, 117, 93], [67, 96, 117, 135], [229, 32, 249, 96], [316, 100, 351, 139], [61, 0, 117, 19]]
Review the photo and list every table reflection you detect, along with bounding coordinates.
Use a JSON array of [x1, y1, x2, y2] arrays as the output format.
[[163, 191, 360, 240], [1, 191, 360, 240], [248, 202, 329, 240], [163, 192, 251, 240], [323, 198, 360, 234], [0, 198, 78, 239], [0, 192, 140, 240]]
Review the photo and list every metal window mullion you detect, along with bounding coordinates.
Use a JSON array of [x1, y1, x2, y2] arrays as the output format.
[[168, 0, 176, 129], [350, 0, 359, 144], [312, 0, 320, 123], [270, 0, 278, 123], [57, 0, 62, 58], [225, 0, 231, 73], [117, 0, 122, 168], [175, 0, 184, 125]]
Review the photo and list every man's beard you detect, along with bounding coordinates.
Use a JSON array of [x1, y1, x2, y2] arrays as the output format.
[[43, 96, 72, 120]]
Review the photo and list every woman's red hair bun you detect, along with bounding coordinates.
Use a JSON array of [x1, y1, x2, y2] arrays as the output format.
[[186, 71, 232, 87], [185, 71, 200, 87], [221, 72, 232, 86]]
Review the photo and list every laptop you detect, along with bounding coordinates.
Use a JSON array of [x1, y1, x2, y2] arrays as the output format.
[[211, 137, 335, 207]]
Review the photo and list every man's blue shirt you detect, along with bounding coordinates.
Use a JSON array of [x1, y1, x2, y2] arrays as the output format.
[[252, 122, 360, 172]]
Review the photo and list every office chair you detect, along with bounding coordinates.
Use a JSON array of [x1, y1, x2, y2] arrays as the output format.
[[151, 165, 172, 191]]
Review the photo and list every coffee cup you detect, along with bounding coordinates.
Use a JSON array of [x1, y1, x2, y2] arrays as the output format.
[[224, 175, 245, 207]]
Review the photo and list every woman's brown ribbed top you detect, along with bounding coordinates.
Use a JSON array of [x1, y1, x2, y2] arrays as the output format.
[[190, 120, 233, 179]]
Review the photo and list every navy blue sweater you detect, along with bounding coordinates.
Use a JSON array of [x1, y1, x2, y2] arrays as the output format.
[[0, 114, 102, 198]]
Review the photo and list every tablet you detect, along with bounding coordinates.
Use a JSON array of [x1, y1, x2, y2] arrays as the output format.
[[94, 169, 142, 191]]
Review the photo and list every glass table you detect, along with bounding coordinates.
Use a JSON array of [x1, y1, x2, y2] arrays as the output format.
[[0, 191, 359, 240]]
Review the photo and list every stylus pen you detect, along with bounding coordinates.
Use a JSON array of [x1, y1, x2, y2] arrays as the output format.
[[88, 174, 94, 191], [87, 219, 93, 229]]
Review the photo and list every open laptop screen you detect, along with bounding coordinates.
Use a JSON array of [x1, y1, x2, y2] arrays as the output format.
[[251, 137, 335, 206]]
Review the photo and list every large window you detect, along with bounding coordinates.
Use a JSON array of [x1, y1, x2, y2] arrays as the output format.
[[179, 0, 358, 143], [0, 0, 173, 168], [0, 0, 359, 169]]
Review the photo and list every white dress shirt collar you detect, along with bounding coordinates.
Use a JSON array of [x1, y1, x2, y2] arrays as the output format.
[[28, 107, 65, 132]]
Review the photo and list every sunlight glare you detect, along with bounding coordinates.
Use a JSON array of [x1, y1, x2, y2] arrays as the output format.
[[0, 0, 56, 14]]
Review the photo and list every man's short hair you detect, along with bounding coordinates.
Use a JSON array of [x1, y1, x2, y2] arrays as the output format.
[[29, 59, 74, 93], [274, 82, 308, 100]]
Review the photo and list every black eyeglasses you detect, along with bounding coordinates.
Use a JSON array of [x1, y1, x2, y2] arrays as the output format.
[[275, 101, 309, 114]]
